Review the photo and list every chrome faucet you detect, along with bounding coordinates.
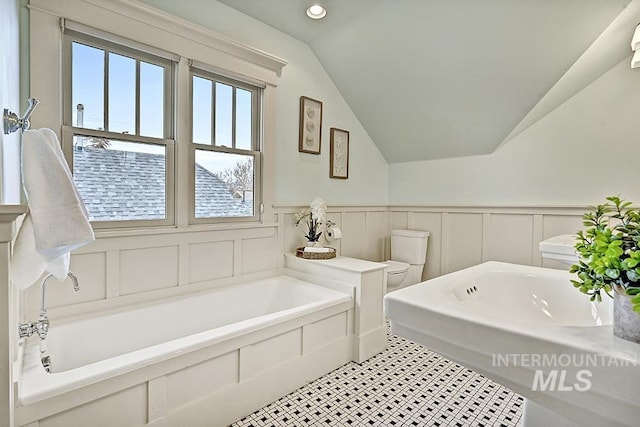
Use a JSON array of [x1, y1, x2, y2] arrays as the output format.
[[18, 272, 80, 339]]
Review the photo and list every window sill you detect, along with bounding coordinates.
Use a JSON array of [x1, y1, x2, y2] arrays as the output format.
[[93, 221, 278, 239]]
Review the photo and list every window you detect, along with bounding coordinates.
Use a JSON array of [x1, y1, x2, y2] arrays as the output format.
[[190, 68, 261, 222], [62, 29, 175, 227], [61, 24, 264, 228]]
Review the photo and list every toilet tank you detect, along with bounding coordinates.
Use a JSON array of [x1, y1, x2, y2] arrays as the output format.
[[391, 229, 430, 265]]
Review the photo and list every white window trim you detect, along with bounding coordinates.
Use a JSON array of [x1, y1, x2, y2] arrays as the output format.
[[29, 0, 286, 233], [188, 66, 262, 224], [61, 29, 176, 228]]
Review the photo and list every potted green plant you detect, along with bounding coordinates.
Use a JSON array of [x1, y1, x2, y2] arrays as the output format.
[[570, 196, 640, 343]]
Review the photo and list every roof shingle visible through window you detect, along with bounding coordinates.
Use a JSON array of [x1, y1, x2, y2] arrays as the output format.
[[73, 147, 253, 221]]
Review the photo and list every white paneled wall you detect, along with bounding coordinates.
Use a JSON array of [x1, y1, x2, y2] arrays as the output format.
[[276, 206, 388, 263], [277, 204, 586, 283], [22, 204, 587, 321], [23, 225, 279, 320], [390, 206, 586, 281]]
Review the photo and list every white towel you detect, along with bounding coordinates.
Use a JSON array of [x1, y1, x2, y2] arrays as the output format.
[[11, 128, 94, 289]]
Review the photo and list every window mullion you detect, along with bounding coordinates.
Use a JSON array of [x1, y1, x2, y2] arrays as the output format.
[[253, 88, 260, 151], [104, 49, 109, 131], [232, 87, 237, 149], [135, 59, 141, 136], [211, 81, 216, 146]]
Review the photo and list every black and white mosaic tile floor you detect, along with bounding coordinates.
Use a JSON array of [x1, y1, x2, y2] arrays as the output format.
[[232, 326, 524, 427]]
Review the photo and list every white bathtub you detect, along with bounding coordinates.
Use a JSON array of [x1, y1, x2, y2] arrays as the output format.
[[16, 275, 354, 426], [385, 261, 640, 427]]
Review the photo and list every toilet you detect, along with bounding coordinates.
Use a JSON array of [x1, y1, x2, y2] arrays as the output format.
[[384, 229, 430, 292]]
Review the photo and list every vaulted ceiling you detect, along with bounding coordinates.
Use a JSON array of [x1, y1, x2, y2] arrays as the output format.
[[217, 0, 631, 163]]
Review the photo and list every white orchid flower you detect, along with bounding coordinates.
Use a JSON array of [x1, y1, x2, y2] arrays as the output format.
[[294, 209, 310, 226], [310, 197, 326, 224]]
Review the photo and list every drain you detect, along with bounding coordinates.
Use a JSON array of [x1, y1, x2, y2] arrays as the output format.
[[465, 285, 478, 295]]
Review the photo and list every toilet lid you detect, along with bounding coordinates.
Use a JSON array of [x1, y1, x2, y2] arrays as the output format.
[[385, 260, 409, 275]]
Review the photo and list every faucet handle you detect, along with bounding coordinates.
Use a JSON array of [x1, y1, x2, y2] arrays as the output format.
[[18, 322, 34, 338], [36, 318, 49, 340]]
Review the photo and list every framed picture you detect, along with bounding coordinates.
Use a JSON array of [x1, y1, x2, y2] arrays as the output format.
[[330, 128, 349, 179], [298, 96, 323, 154]]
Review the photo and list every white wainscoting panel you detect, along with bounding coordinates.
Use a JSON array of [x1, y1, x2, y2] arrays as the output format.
[[486, 214, 534, 265], [389, 205, 586, 279], [390, 211, 409, 232], [120, 246, 180, 296], [24, 205, 588, 322], [277, 207, 388, 260], [23, 225, 280, 320], [341, 212, 368, 260], [364, 211, 387, 262], [188, 240, 234, 284], [445, 213, 484, 273], [411, 212, 443, 279], [57, 253, 107, 306], [325, 212, 343, 255], [242, 236, 278, 274], [542, 214, 584, 239]]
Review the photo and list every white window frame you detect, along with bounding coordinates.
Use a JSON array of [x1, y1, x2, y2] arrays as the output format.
[[189, 65, 263, 224], [61, 27, 177, 229]]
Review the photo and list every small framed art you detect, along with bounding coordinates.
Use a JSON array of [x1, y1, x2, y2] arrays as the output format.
[[330, 128, 349, 179], [298, 96, 323, 154]]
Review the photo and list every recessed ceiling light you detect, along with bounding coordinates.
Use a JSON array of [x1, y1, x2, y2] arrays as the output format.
[[306, 4, 327, 20]]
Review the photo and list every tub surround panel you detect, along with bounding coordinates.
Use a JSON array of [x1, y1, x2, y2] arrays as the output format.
[[147, 376, 166, 424], [165, 351, 238, 413], [303, 312, 348, 354], [38, 384, 148, 427], [284, 254, 387, 363], [147, 336, 353, 427], [240, 329, 302, 381]]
